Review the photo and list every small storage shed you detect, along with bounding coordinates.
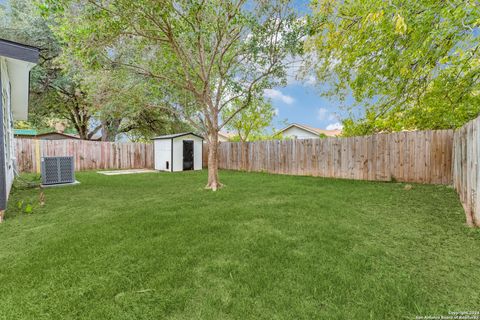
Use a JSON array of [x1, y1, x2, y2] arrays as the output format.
[[153, 132, 204, 172]]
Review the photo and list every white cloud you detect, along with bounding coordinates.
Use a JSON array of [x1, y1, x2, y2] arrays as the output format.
[[264, 89, 294, 105], [317, 108, 339, 122], [317, 108, 329, 120], [326, 122, 343, 130], [328, 113, 337, 121], [274, 108, 280, 116], [304, 74, 317, 86], [284, 59, 317, 86]]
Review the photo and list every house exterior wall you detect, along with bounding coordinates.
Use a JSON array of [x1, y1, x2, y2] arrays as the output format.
[[172, 134, 203, 172], [282, 126, 319, 139], [154, 139, 172, 171], [0, 40, 38, 214], [0, 58, 15, 202], [0, 58, 5, 210], [218, 134, 230, 142]]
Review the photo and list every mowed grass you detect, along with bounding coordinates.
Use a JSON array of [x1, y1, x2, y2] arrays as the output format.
[[1, 170, 479, 319]]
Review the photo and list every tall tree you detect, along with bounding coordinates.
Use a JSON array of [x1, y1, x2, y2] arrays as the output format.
[[35, 60, 104, 139], [42, 0, 304, 190], [0, 0, 104, 139], [306, 0, 480, 136]]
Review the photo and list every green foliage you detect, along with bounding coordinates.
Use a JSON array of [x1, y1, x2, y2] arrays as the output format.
[[40, 0, 305, 187], [40, 0, 305, 138], [83, 68, 191, 140], [24, 203, 33, 214], [222, 96, 275, 142], [0, 0, 185, 141], [307, 0, 480, 135], [0, 0, 99, 136], [15, 200, 33, 214], [228, 131, 281, 142], [11, 175, 42, 215], [14, 121, 33, 129]]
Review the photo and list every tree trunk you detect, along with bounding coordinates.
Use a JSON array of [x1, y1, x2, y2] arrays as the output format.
[[77, 123, 89, 140], [101, 118, 121, 142], [241, 140, 247, 171], [206, 130, 222, 191]]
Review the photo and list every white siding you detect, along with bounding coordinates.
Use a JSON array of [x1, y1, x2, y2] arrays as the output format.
[[172, 134, 203, 171], [172, 138, 182, 172], [154, 139, 172, 171], [0, 58, 14, 197], [218, 134, 230, 142], [193, 137, 203, 170], [282, 126, 319, 139]]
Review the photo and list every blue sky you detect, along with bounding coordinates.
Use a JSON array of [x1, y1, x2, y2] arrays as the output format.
[[266, 76, 352, 132]]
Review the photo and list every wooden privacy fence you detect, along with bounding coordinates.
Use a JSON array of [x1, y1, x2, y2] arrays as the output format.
[[204, 130, 454, 184], [13, 120, 480, 226], [453, 116, 480, 227], [15, 139, 154, 173]]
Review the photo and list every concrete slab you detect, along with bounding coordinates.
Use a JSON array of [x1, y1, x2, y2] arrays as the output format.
[[41, 180, 81, 188], [97, 169, 158, 176]]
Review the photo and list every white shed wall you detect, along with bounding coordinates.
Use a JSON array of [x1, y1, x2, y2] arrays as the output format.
[[172, 134, 203, 172], [282, 126, 319, 139], [154, 139, 172, 171]]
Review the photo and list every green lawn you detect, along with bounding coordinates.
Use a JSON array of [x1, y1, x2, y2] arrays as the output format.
[[1, 170, 479, 319]]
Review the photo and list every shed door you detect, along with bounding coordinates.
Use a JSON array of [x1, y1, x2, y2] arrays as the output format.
[[183, 140, 194, 170]]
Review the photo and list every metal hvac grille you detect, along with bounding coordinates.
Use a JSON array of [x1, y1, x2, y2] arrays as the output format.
[[41, 156, 75, 185]]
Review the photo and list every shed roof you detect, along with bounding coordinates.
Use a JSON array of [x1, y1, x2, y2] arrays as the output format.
[[152, 132, 204, 140]]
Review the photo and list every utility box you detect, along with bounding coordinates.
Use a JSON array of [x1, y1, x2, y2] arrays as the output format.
[[41, 156, 75, 185], [152, 132, 204, 172]]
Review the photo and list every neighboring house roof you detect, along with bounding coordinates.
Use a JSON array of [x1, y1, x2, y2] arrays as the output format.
[[279, 123, 342, 137], [0, 38, 39, 121], [152, 132, 204, 140], [14, 129, 37, 136], [218, 131, 235, 139], [14, 129, 101, 140]]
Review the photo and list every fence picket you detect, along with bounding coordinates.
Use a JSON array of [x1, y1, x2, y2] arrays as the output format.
[[15, 139, 154, 173], [203, 130, 454, 185]]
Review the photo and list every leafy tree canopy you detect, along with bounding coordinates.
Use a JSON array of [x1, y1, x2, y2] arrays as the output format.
[[222, 95, 275, 142], [0, 0, 183, 140], [306, 0, 480, 136]]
